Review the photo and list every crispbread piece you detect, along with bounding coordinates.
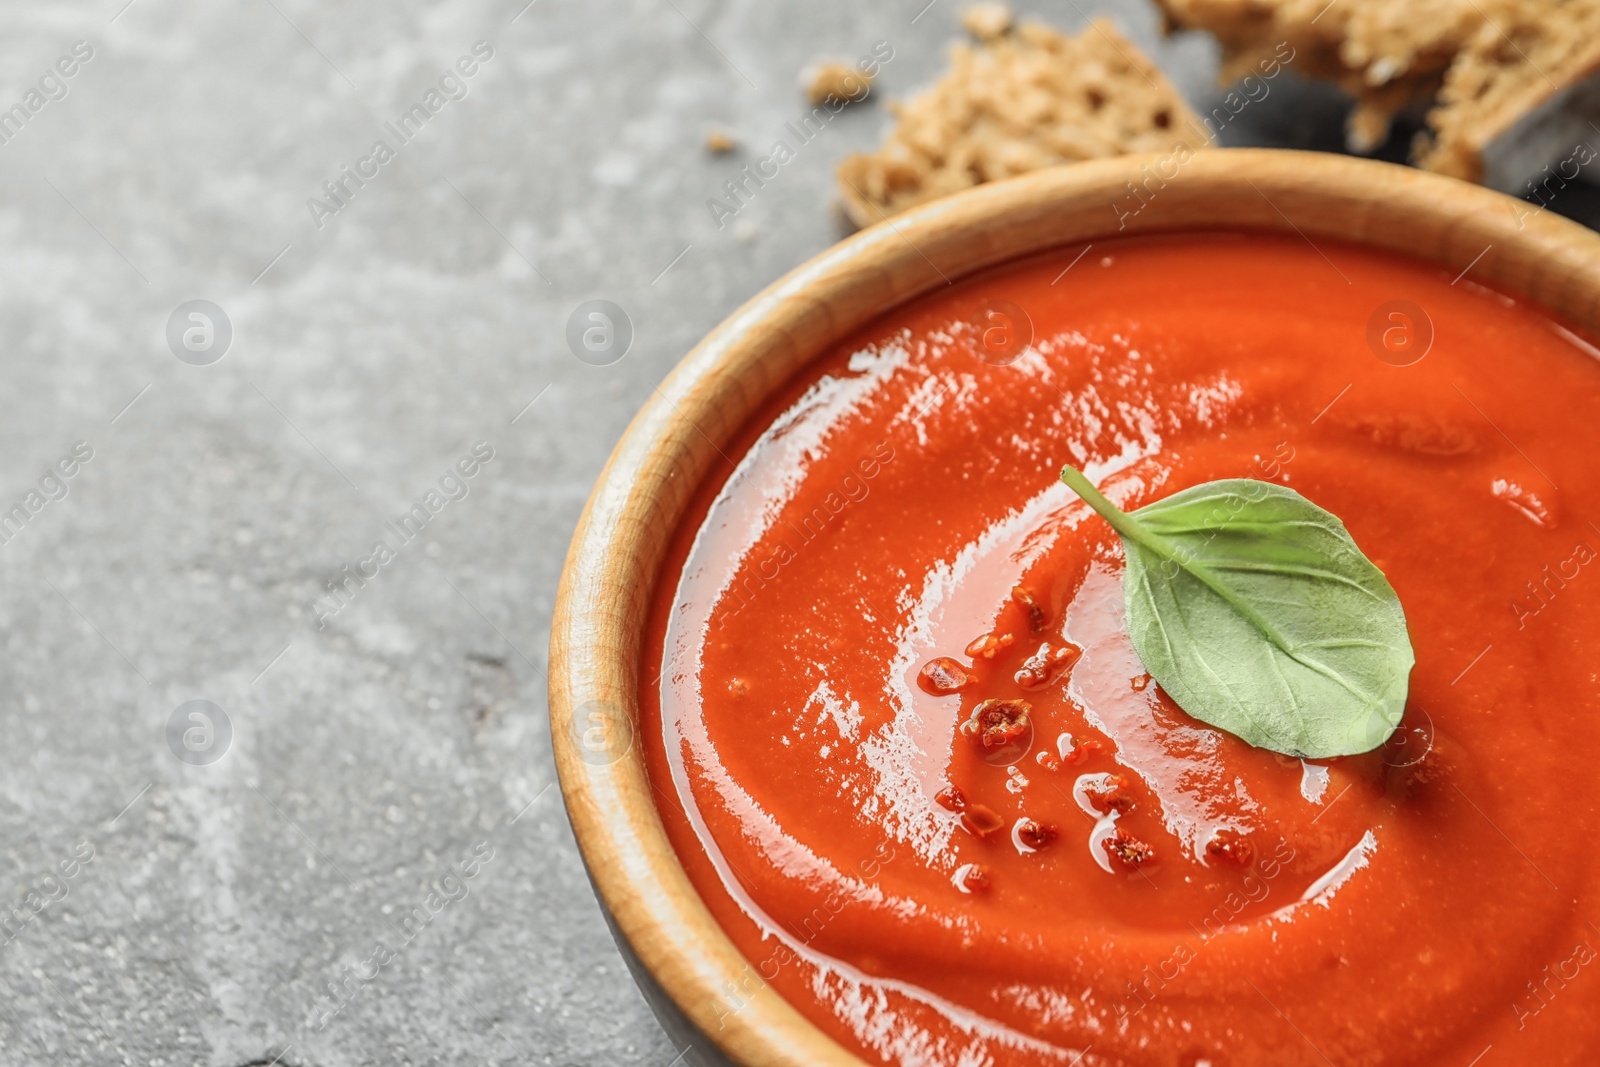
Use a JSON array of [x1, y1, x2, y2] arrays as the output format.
[[836, 18, 1205, 228], [1418, 4, 1600, 185], [1156, 0, 1477, 151], [1156, 0, 1600, 187]]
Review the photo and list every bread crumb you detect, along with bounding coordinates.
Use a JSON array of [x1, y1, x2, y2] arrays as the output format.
[[705, 130, 736, 154], [962, 2, 1014, 40], [806, 61, 874, 106], [836, 18, 1204, 227]]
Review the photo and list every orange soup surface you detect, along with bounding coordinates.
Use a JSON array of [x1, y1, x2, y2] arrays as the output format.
[[643, 233, 1600, 1066]]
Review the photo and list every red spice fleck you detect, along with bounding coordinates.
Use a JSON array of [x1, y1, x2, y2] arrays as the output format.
[[1131, 674, 1152, 691], [961, 803, 1005, 837], [1083, 775, 1135, 814], [1017, 820, 1057, 850], [1010, 585, 1048, 632], [1205, 829, 1256, 868], [934, 785, 968, 813], [1064, 739, 1103, 765], [964, 632, 1015, 659], [961, 699, 1032, 750], [1103, 829, 1156, 870], [1016, 643, 1083, 691], [918, 657, 970, 695]]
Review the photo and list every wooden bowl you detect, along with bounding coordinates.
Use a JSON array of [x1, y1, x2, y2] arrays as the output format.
[[548, 148, 1600, 1066]]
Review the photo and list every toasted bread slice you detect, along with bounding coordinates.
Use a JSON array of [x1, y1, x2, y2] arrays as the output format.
[[1156, 0, 1600, 187], [1418, 4, 1600, 187]]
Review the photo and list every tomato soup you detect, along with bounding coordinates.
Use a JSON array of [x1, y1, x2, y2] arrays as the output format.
[[642, 233, 1600, 1066]]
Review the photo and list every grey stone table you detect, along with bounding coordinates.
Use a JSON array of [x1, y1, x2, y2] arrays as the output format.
[[0, 2, 1593, 1066]]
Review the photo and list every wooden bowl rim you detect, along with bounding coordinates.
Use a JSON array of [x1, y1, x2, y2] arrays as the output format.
[[549, 148, 1600, 1067]]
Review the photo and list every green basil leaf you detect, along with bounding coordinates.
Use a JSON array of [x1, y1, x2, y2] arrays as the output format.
[[1059, 466, 1414, 758]]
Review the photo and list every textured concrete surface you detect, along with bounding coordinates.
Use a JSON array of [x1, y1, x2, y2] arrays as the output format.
[[0, 2, 1594, 1066]]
